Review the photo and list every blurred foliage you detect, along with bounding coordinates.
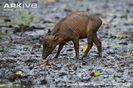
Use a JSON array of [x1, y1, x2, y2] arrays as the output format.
[[18, 12, 31, 26], [47, 0, 56, 3], [42, 0, 56, 4]]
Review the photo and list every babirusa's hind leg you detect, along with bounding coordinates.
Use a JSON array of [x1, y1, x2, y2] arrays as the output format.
[[72, 38, 79, 59], [93, 34, 102, 57], [81, 35, 93, 59]]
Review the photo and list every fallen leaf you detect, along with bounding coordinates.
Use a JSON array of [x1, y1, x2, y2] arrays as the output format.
[[82, 44, 88, 53], [116, 33, 125, 38], [127, 52, 133, 55], [90, 72, 100, 77], [37, 60, 50, 66], [16, 70, 23, 76]]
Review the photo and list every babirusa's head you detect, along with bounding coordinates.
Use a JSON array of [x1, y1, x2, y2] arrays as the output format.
[[41, 30, 59, 59]]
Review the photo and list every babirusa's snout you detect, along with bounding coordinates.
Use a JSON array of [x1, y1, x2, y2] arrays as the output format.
[[42, 56, 46, 59], [42, 52, 49, 59]]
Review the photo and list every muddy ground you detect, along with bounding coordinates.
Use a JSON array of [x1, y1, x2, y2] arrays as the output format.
[[0, 0, 133, 88]]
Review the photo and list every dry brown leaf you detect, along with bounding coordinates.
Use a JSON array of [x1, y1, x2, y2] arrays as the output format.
[[127, 52, 133, 55], [37, 60, 50, 66], [128, 60, 133, 63]]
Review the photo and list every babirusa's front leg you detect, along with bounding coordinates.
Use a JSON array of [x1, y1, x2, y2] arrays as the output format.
[[54, 43, 65, 58]]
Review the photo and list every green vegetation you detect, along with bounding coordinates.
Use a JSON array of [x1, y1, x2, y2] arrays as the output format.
[[18, 12, 31, 26]]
